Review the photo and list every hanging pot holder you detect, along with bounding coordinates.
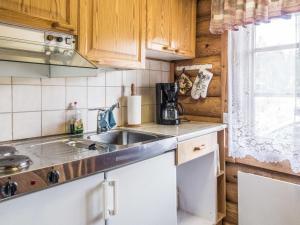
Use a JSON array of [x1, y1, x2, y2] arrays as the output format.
[[191, 70, 213, 100], [177, 69, 193, 95]]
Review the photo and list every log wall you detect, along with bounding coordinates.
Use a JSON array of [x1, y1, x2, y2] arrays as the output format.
[[176, 1, 300, 225], [175, 0, 227, 123]]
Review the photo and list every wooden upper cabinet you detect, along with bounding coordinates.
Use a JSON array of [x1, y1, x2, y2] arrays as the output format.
[[146, 0, 196, 59], [0, 0, 78, 34], [172, 0, 196, 57], [146, 0, 173, 52], [79, 0, 146, 69]]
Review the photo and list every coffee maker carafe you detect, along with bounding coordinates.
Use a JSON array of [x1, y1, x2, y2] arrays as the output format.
[[156, 83, 183, 125]]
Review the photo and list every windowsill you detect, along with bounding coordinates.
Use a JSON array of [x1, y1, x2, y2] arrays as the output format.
[[226, 154, 300, 177]]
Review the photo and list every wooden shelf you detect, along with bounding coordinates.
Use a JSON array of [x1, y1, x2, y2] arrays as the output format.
[[217, 170, 225, 178], [178, 210, 214, 225]]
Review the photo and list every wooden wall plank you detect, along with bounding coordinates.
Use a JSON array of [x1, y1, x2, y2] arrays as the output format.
[[196, 18, 210, 36], [221, 31, 229, 117], [197, 0, 211, 18], [179, 96, 222, 117], [226, 182, 238, 204], [175, 55, 222, 75], [196, 36, 222, 57], [182, 115, 222, 123], [226, 202, 238, 225]]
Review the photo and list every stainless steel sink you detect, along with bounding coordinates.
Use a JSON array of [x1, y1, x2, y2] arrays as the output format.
[[86, 130, 159, 146]]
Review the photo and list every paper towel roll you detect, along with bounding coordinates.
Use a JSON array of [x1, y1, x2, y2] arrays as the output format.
[[127, 95, 141, 125]]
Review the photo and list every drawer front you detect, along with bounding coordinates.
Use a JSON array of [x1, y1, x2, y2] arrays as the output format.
[[176, 132, 217, 165]]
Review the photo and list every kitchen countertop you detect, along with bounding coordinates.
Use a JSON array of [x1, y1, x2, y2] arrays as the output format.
[[0, 121, 226, 202], [123, 121, 227, 142], [0, 131, 176, 201]]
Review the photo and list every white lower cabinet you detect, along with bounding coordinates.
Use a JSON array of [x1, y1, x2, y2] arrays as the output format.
[[0, 172, 106, 225], [105, 151, 177, 225], [0, 152, 177, 225]]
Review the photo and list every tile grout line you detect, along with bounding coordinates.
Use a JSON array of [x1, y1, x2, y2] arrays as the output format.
[[40, 78, 42, 137], [10, 77, 13, 141]]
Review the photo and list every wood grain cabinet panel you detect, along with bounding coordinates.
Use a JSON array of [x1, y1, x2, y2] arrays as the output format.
[[146, 0, 173, 52], [146, 0, 196, 59], [0, 0, 78, 34], [172, 0, 196, 57], [79, 0, 146, 69]]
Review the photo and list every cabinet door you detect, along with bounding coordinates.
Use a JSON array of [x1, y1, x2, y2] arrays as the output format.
[[172, 0, 196, 57], [146, 0, 174, 52], [106, 152, 177, 225], [0, 172, 105, 225], [79, 0, 146, 69], [0, 0, 78, 34]]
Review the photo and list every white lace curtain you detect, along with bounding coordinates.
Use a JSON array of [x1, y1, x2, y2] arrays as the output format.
[[228, 21, 300, 173]]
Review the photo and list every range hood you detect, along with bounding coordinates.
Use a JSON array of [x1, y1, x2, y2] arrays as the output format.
[[0, 24, 98, 77]]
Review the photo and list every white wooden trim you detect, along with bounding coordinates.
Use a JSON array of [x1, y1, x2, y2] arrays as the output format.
[[176, 64, 213, 71]]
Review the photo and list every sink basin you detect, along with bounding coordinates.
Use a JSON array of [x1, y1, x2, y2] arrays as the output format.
[[87, 130, 159, 146]]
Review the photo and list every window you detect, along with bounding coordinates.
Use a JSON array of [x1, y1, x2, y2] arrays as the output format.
[[254, 15, 300, 136], [228, 14, 300, 173]]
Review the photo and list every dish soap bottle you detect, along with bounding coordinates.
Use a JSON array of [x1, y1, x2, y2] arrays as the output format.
[[71, 102, 84, 134]]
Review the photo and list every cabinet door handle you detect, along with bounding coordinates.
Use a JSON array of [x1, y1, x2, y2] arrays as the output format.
[[109, 180, 118, 216], [103, 180, 110, 220], [51, 22, 75, 32], [103, 180, 118, 219], [162, 46, 176, 52], [193, 144, 205, 151], [175, 49, 186, 54]]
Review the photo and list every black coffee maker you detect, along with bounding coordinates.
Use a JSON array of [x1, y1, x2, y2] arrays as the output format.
[[156, 83, 183, 125]]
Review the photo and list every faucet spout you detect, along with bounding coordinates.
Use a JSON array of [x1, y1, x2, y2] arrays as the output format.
[[89, 102, 119, 134]]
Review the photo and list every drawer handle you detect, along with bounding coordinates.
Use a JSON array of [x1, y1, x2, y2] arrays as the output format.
[[193, 145, 205, 151], [162, 46, 176, 52]]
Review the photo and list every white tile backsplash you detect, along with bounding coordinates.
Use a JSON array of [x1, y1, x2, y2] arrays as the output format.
[[41, 78, 65, 86], [123, 70, 137, 87], [0, 59, 169, 141], [87, 110, 98, 132], [13, 112, 41, 139], [161, 62, 171, 72], [0, 85, 12, 113], [138, 88, 152, 105], [137, 70, 150, 87], [149, 60, 161, 71], [88, 87, 106, 108], [13, 85, 41, 112], [42, 86, 66, 110], [0, 113, 12, 141], [88, 72, 106, 86], [162, 71, 171, 83], [149, 70, 162, 87], [66, 77, 87, 86], [66, 86, 87, 109], [0, 77, 11, 85], [12, 77, 41, 85], [42, 110, 66, 136], [106, 71, 123, 86], [106, 87, 122, 107]]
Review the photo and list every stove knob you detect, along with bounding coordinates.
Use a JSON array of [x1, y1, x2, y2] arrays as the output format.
[[47, 170, 60, 184], [1, 181, 18, 198], [56, 36, 63, 42], [46, 34, 54, 41]]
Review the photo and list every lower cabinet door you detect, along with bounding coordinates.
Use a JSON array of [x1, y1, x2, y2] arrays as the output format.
[[106, 152, 177, 225], [0, 172, 105, 225]]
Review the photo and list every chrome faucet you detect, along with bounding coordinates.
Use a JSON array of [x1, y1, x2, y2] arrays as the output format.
[[89, 103, 119, 134]]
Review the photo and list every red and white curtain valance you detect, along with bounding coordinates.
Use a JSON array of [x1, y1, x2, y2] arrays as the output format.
[[210, 0, 300, 34]]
